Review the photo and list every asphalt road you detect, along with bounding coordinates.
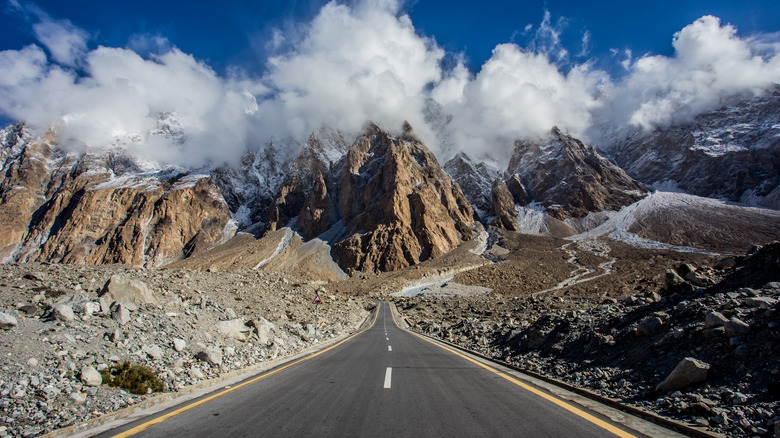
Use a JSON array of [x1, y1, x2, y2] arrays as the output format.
[[100, 302, 662, 438]]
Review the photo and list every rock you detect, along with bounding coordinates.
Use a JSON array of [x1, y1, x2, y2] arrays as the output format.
[[724, 318, 751, 336], [704, 311, 729, 328], [112, 304, 131, 325], [195, 349, 223, 365], [636, 316, 663, 336], [52, 304, 75, 322], [79, 366, 102, 387], [189, 368, 204, 379], [142, 344, 164, 361], [656, 357, 710, 394], [173, 338, 186, 352], [247, 317, 275, 345], [0, 312, 18, 329], [216, 319, 252, 342], [83, 302, 100, 315], [665, 269, 689, 291], [225, 308, 237, 319], [702, 327, 725, 338], [100, 275, 158, 305], [68, 392, 86, 405], [23, 271, 47, 282], [743, 296, 778, 309], [490, 179, 519, 231]]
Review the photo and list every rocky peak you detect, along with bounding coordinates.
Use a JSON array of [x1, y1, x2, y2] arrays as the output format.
[[508, 127, 648, 219], [442, 152, 502, 220], [331, 124, 476, 273], [606, 88, 780, 208], [262, 128, 349, 235], [0, 124, 235, 266], [490, 179, 518, 231]]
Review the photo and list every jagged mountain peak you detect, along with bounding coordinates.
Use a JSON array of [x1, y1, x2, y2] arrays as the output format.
[[507, 128, 648, 219]]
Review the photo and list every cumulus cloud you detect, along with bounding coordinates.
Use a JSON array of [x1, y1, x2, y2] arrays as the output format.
[[9, 0, 89, 67], [261, 0, 444, 147], [597, 16, 780, 134], [433, 43, 607, 159]]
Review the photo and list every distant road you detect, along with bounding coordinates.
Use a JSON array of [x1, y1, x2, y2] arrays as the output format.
[[99, 302, 674, 438]]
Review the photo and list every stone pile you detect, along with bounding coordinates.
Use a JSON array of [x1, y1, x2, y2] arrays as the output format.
[[0, 263, 369, 437]]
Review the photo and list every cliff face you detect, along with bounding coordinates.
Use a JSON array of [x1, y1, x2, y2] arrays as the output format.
[[507, 127, 648, 220], [332, 124, 475, 273], [263, 123, 476, 274], [0, 124, 234, 267]]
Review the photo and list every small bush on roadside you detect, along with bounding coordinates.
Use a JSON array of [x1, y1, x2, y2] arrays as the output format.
[[100, 361, 164, 394]]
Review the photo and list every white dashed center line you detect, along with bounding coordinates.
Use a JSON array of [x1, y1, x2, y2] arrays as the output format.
[[388, 345, 392, 352], [384, 367, 392, 389]]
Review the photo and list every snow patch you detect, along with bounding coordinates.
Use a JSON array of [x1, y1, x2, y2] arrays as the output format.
[[514, 202, 548, 235], [254, 227, 295, 269]]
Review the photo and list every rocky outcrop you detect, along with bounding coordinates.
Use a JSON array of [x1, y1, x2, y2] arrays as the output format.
[[262, 127, 350, 236], [490, 179, 518, 231], [0, 124, 235, 267], [330, 123, 475, 273], [507, 127, 648, 219], [442, 152, 501, 220], [607, 87, 780, 208]]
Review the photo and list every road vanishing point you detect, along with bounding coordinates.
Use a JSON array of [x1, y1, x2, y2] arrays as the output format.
[[92, 302, 684, 438]]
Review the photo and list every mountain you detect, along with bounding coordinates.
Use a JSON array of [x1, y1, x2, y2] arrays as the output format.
[[0, 123, 235, 267], [442, 152, 502, 220], [606, 87, 780, 209], [265, 122, 476, 274], [507, 127, 649, 220]]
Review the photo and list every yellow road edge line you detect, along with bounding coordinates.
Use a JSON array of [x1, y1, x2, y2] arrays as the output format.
[[112, 303, 381, 438], [389, 302, 637, 438]]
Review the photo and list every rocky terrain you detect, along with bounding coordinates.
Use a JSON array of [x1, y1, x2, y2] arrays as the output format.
[[606, 87, 780, 209], [0, 263, 370, 437], [0, 123, 235, 267], [396, 242, 780, 437]]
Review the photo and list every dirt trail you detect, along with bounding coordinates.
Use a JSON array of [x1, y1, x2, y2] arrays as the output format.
[[532, 239, 616, 295]]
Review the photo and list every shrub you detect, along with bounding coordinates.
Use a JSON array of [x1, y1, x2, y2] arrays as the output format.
[[100, 361, 165, 394]]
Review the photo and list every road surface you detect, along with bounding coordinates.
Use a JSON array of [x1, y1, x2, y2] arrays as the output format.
[[98, 302, 675, 438]]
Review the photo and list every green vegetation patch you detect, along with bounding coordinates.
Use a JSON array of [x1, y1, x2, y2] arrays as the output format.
[[100, 361, 164, 395]]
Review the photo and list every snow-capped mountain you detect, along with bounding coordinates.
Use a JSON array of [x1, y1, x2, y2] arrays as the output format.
[[605, 87, 780, 208]]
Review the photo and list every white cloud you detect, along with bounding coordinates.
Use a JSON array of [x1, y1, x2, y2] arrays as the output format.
[[434, 43, 607, 159], [598, 16, 780, 133], [261, 0, 444, 147], [1, 3, 779, 169]]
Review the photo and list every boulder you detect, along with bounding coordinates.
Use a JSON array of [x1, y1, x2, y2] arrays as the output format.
[[724, 318, 750, 336], [216, 319, 252, 342], [100, 274, 157, 305], [195, 348, 223, 365], [704, 311, 729, 328], [143, 344, 164, 361], [112, 304, 131, 325], [636, 316, 663, 336], [656, 357, 710, 394], [52, 304, 75, 322], [173, 338, 187, 352], [80, 366, 102, 387], [0, 312, 18, 329]]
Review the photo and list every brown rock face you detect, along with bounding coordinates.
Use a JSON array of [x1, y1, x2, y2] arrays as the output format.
[[508, 127, 648, 219], [490, 179, 518, 231], [331, 124, 475, 273], [263, 128, 349, 235], [0, 124, 234, 267]]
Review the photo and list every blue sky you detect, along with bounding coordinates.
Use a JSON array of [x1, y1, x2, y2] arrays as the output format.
[[1, 0, 779, 164], [2, 0, 778, 76]]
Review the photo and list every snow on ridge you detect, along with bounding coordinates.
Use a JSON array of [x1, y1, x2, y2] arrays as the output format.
[[568, 191, 730, 254]]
